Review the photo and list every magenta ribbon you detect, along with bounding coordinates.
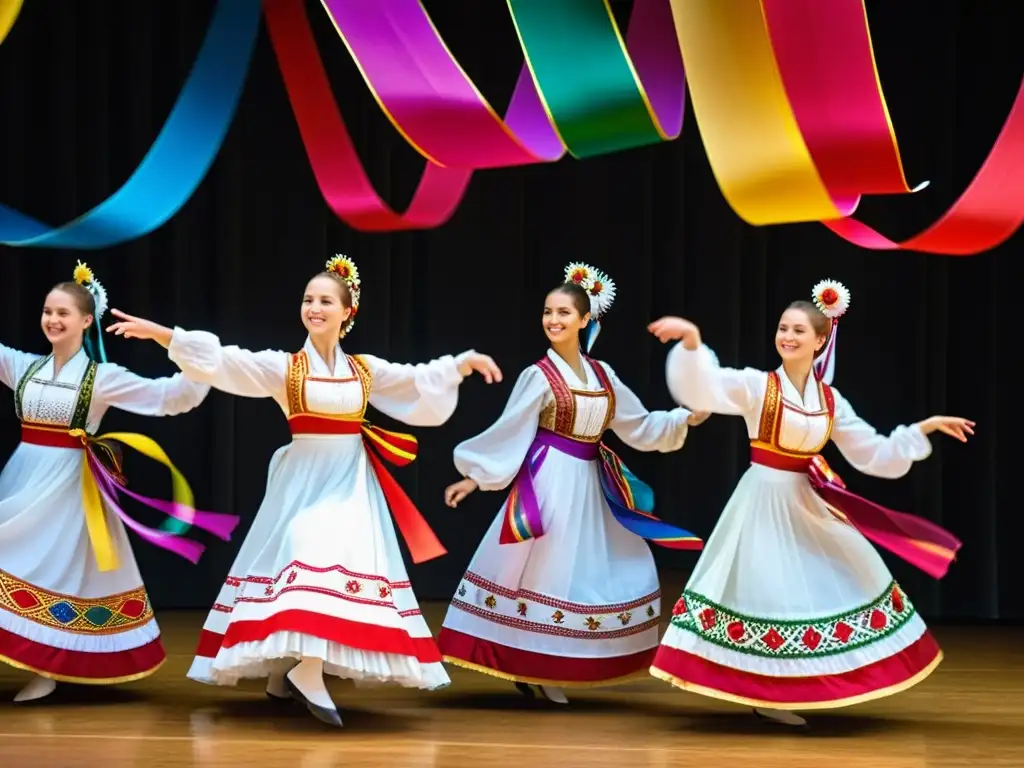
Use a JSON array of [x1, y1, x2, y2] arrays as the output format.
[[807, 458, 962, 580], [320, 0, 563, 168], [87, 450, 239, 564]]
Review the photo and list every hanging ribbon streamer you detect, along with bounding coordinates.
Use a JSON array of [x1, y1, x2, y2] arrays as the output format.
[[319, 0, 564, 169], [0, 0, 259, 249], [761, 0, 927, 212], [21, 425, 239, 572], [505, 0, 685, 158], [264, 0, 472, 231], [821, 76, 1024, 255], [0, 0, 22, 46], [668, 0, 841, 225]]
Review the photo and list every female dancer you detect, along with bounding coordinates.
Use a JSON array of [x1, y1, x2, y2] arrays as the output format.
[[648, 279, 972, 726], [106, 254, 502, 728], [1, 262, 225, 703], [438, 263, 708, 705]]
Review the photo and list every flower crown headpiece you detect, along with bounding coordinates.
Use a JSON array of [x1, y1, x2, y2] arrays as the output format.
[[810, 278, 851, 385], [325, 254, 361, 339], [72, 260, 109, 362], [564, 262, 617, 353]]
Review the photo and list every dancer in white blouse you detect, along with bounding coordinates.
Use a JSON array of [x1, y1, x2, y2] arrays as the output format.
[[1, 262, 221, 704], [438, 263, 708, 705], [107, 254, 502, 728], [648, 280, 972, 726]]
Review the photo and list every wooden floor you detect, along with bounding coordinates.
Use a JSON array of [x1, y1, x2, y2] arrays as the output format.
[[1, 607, 1021, 767]]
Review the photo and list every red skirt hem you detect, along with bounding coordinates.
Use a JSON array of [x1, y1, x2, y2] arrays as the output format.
[[196, 608, 442, 664], [650, 631, 942, 708], [438, 627, 655, 686], [0, 624, 165, 684]]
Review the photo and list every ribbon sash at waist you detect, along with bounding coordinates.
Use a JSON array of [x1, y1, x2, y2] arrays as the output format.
[[750, 445, 962, 579], [498, 428, 702, 550], [287, 415, 445, 563], [19, 425, 239, 572]]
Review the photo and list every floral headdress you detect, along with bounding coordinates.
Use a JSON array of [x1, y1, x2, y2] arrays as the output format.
[[73, 260, 109, 362], [564, 261, 617, 353], [810, 278, 851, 385], [324, 254, 361, 339]]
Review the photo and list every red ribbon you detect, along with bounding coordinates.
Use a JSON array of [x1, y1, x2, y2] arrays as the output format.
[[263, 0, 471, 232], [762, 0, 925, 214], [288, 415, 446, 563]]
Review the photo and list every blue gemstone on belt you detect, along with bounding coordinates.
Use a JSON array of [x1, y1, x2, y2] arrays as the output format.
[[48, 601, 78, 624]]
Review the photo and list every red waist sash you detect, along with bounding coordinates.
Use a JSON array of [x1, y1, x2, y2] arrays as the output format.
[[750, 443, 961, 579], [287, 414, 445, 563]]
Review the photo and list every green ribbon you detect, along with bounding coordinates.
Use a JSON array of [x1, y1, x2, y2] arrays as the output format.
[[506, 0, 685, 158]]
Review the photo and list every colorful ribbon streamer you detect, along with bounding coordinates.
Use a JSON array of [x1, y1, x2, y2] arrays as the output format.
[[320, 0, 563, 169], [264, 0, 473, 231], [505, 0, 685, 158], [0, 0, 22, 46], [762, 0, 927, 212], [822, 74, 1024, 255], [751, 446, 961, 579], [0, 0, 259, 249], [269, 0, 684, 231], [499, 428, 702, 550], [668, 0, 841, 225], [21, 425, 239, 572], [807, 455, 961, 580]]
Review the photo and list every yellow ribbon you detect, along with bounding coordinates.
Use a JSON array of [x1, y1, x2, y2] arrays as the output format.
[[0, 0, 23, 46], [68, 428, 195, 572], [668, 0, 842, 225]]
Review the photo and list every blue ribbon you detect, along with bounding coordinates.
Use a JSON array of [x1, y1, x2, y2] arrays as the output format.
[[0, 0, 260, 249]]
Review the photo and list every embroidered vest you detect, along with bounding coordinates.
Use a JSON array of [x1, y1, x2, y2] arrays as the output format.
[[754, 370, 836, 455], [15, 354, 98, 431], [533, 355, 615, 443], [284, 350, 372, 419]]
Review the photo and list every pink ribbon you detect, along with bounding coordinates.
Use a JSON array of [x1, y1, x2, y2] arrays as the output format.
[[88, 451, 239, 564]]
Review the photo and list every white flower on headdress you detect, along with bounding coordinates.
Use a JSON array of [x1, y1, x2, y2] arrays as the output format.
[[73, 260, 108, 319], [585, 268, 616, 319], [811, 278, 850, 319], [564, 262, 616, 319], [325, 254, 362, 338]]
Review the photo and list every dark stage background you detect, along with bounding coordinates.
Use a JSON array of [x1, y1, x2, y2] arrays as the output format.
[[0, 1, 1018, 620]]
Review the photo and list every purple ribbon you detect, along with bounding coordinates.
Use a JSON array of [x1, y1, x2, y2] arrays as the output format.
[[87, 452, 239, 564], [509, 429, 600, 540]]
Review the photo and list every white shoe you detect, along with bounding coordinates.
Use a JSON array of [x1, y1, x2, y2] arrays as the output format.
[[539, 685, 569, 705], [753, 707, 807, 726], [14, 675, 57, 703]]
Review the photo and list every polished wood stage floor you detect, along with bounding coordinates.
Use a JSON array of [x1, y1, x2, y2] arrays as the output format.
[[1, 606, 1021, 767]]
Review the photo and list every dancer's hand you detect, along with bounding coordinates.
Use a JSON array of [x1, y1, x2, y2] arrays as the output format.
[[458, 352, 503, 384], [648, 316, 702, 350], [106, 309, 174, 348], [687, 410, 711, 426], [918, 416, 975, 443], [444, 478, 478, 508]]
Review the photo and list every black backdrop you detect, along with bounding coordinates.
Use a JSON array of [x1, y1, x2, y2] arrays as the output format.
[[0, 0, 1018, 620]]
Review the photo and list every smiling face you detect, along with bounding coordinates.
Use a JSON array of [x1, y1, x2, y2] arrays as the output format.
[[543, 286, 591, 347], [41, 286, 94, 350], [301, 275, 352, 342], [775, 306, 828, 366]]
